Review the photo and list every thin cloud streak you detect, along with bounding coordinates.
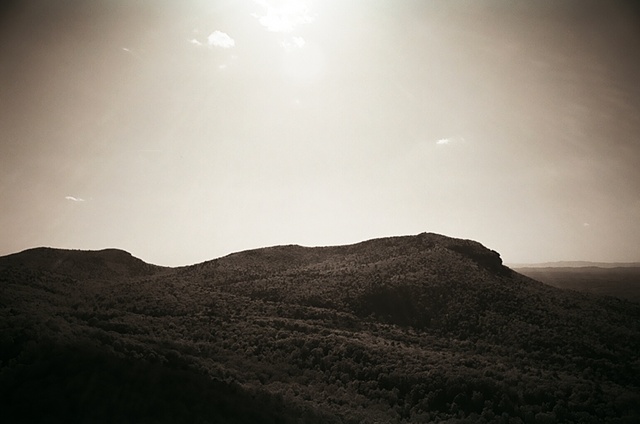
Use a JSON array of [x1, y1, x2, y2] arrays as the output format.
[[121, 47, 142, 59], [65, 196, 85, 202], [436, 136, 466, 146]]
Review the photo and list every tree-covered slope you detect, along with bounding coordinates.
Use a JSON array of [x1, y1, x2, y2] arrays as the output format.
[[1, 233, 639, 423]]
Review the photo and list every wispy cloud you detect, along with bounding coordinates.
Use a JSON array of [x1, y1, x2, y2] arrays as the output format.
[[121, 47, 142, 59], [65, 196, 85, 202], [252, 0, 315, 33], [207, 31, 235, 48], [436, 136, 465, 146], [189, 38, 203, 46]]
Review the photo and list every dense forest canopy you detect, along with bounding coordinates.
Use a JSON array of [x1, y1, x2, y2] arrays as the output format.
[[1, 233, 639, 423]]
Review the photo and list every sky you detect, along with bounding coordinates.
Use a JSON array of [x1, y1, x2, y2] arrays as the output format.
[[1, 0, 639, 266]]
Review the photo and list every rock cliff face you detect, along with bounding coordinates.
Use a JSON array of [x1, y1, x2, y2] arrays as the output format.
[[440, 238, 506, 274]]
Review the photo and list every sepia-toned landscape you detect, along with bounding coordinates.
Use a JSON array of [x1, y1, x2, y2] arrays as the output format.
[[2, 1, 639, 422]]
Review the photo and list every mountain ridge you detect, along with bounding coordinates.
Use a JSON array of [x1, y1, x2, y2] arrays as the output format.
[[0, 232, 510, 281], [187, 232, 509, 275]]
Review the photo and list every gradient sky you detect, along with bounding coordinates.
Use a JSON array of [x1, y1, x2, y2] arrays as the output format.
[[1, 0, 639, 266]]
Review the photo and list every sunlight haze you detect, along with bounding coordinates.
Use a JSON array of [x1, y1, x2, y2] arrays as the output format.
[[1, 0, 639, 266]]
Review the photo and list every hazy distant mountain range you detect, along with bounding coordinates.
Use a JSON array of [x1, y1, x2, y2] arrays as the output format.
[[509, 261, 640, 269], [512, 262, 640, 303], [1, 233, 639, 423]]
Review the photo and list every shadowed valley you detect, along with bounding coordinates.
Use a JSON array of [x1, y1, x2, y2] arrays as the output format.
[[1, 233, 639, 423]]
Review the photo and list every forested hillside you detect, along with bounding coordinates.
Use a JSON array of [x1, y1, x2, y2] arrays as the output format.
[[1, 233, 639, 423]]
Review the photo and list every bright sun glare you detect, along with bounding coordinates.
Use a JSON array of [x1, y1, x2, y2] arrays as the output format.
[[252, 0, 324, 82], [253, 0, 316, 33]]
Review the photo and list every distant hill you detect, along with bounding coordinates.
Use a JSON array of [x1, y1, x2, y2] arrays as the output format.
[[0, 247, 166, 280], [1, 233, 639, 423]]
